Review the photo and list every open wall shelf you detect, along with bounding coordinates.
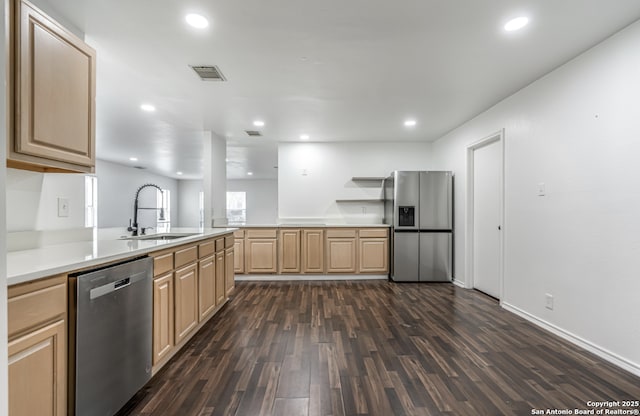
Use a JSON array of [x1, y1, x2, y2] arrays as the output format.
[[351, 177, 385, 182]]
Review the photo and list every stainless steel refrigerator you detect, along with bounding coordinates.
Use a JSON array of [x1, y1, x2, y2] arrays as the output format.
[[383, 171, 453, 282]]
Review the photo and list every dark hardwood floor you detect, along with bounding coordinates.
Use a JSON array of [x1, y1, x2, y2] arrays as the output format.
[[118, 281, 640, 416]]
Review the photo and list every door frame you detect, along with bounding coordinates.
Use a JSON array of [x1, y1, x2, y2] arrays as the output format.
[[465, 129, 505, 302]]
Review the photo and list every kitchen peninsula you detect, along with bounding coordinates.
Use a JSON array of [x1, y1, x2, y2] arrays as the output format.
[[6, 228, 236, 415]]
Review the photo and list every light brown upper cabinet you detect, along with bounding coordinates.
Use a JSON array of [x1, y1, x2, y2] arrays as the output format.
[[8, 0, 96, 173]]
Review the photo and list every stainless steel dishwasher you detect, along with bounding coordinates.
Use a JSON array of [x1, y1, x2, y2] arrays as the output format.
[[69, 256, 153, 416]]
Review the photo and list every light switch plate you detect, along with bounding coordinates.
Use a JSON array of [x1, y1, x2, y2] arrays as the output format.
[[545, 293, 554, 310], [58, 197, 69, 217]]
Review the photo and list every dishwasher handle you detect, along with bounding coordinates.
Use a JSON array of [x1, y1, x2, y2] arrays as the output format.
[[89, 271, 147, 300]]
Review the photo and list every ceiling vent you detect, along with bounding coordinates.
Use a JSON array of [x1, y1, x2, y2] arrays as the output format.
[[190, 65, 227, 81], [245, 130, 262, 137]]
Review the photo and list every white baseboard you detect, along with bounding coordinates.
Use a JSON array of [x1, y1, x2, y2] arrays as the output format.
[[235, 274, 389, 282], [502, 302, 640, 378]]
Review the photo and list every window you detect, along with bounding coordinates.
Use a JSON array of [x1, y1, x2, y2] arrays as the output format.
[[226, 191, 246, 224], [84, 176, 97, 227], [157, 189, 171, 232]]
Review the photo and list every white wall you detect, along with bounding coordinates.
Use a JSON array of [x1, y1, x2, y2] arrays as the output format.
[[431, 21, 640, 374], [96, 159, 178, 229], [228, 179, 278, 225], [1, 0, 9, 411], [278, 142, 432, 223], [6, 169, 86, 231], [177, 180, 203, 227]]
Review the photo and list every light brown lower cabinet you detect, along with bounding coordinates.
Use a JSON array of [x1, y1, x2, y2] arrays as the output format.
[[279, 229, 301, 273], [198, 255, 216, 321], [152, 273, 174, 365], [8, 274, 67, 416], [215, 250, 225, 305], [9, 320, 66, 416], [233, 239, 244, 273], [225, 247, 235, 296], [174, 263, 198, 344], [228, 227, 389, 275], [302, 229, 324, 273], [358, 238, 389, 273], [245, 237, 277, 273], [326, 235, 357, 273]]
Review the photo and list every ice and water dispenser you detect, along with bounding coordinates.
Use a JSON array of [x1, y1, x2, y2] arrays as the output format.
[[398, 206, 415, 227]]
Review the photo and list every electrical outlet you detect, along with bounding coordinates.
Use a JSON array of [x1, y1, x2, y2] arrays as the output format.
[[545, 293, 554, 310], [58, 197, 69, 217], [538, 182, 546, 196]]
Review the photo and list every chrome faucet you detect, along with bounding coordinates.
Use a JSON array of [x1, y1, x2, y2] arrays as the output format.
[[127, 184, 165, 236]]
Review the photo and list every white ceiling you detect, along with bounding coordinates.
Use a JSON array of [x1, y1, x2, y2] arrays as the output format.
[[50, 0, 640, 180]]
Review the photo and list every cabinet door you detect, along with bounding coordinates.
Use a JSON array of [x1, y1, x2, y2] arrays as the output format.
[[233, 239, 245, 274], [216, 251, 225, 305], [14, 0, 96, 171], [153, 273, 174, 365], [245, 239, 277, 273], [174, 264, 198, 344], [279, 229, 301, 273], [326, 238, 357, 273], [198, 256, 216, 321], [8, 319, 66, 416], [358, 238, 389, 273], [225, 248, 235, 296], [302, 229, 324, 273]]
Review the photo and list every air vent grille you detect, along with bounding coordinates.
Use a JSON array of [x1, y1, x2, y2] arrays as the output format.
[[190, 65, 227, 81], [245, 130, 262, 137]]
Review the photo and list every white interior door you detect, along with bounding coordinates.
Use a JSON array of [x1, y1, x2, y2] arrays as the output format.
[[472, 139, 502, 298]]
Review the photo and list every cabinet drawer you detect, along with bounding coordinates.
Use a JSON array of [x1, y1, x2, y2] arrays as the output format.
[[215, 238, 225, 252], [198, 240, 215, 258], [153, 252, 174, 277], [8, 281, 66, 338], [326, 229, 356, 238], [233, 230, 245, 238], [175, 245, 198, 268], [225, 235, 234, 248], [359, 229, 388, 238], [246, 229, 277, 239]]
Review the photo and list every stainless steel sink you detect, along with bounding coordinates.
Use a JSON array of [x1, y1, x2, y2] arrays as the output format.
[[122, 232, 199, 241]]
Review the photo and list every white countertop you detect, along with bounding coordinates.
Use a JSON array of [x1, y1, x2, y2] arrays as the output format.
[[231, 223, 391, 228], [7, 227, 237, 286]]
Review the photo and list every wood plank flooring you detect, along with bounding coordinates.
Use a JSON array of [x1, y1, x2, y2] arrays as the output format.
[[117, 281, 640, 416]]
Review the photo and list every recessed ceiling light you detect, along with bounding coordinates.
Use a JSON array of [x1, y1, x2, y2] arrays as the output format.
[[176, 171, 183, 175], [247, 172, 254, 176], [404, 119, 417, 127], [140, 104, 156, 112], [185, 13, 209, 29], [225, 158, 230, 162], [253, 120, 265, 127], [300, 134, 310, 140], [504, 16, 529, 32], [129, 157, 138, 161]]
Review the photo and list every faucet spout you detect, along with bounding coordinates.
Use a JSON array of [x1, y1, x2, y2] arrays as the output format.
[[127, 183, 165, 236]]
